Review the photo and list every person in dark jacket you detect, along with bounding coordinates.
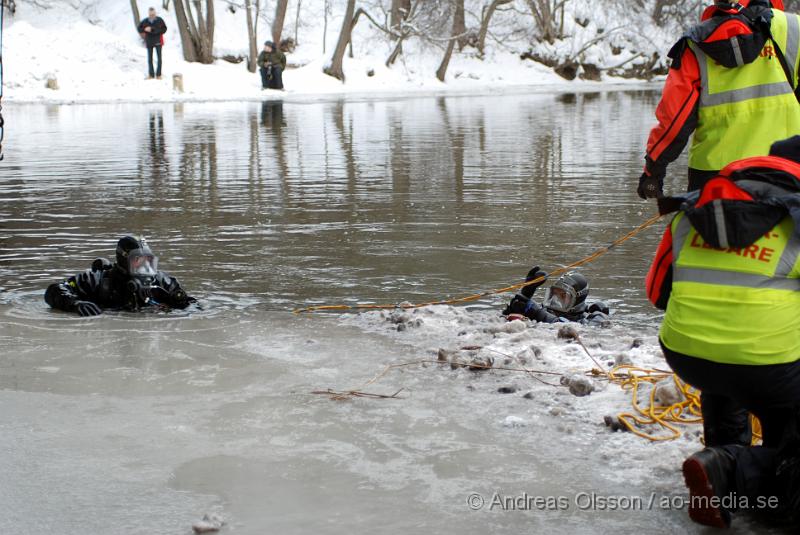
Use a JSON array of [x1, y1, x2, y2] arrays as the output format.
[[502, 267, 609, 324], [138, 7, 168, 79], [45, 236, 195, 316], [257, 41, 287, 90]]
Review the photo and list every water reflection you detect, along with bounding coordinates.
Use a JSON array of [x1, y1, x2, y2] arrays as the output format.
[[0, 91, 673, 316]]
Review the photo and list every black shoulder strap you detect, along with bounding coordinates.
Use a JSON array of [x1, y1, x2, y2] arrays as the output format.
[[744, 7, 800, 102], [768, 37, 800, 102]]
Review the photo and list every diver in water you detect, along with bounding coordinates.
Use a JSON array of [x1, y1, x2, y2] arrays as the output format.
[[502, 267, 609, 324], [45, 236, 196, 316]]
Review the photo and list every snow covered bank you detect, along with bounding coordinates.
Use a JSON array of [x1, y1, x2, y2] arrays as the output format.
[[2, 0, 665, 104]]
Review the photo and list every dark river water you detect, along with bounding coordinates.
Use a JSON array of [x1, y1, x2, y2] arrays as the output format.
[[1, 90, 673, 314], [4, 92, 774, 535]]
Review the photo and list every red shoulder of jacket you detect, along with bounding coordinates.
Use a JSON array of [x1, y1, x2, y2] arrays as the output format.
[[720, 156, 800, 179]]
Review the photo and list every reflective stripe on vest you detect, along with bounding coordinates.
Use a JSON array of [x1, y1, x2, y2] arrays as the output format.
[[687, 10, 800, 172], [661, 213, 800, 365], [692, 11, 800, 108], [673, 267, 800, 290], [670, 213, 800, 288]]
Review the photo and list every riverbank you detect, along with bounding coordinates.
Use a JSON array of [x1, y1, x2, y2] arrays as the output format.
[[1, 1, 665, 105]]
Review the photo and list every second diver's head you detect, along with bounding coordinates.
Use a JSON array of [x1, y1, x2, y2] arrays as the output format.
[[116, 235, 158, 282], [542, 271, 589, 317]]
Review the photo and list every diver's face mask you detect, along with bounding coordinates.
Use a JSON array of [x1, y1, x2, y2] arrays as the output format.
[[127, 249, 158, 280], [543, 283, 577, 314]]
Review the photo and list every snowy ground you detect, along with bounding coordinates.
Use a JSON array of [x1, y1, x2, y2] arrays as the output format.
[[346, 304, 700, 462], [1, 0, 661, 104]]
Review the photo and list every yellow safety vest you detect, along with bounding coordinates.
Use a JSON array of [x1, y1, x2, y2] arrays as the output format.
[[689, 9, 800, 171], [660, 212, 800, 365]]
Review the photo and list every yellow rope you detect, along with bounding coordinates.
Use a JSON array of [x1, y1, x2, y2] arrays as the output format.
[[293, 213, 665, 314], [298, 210, 760, 445], [608, 365, 762, 444], [608, 365, 702, 441]]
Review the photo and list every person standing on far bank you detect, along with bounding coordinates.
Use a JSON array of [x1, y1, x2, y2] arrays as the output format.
[[138, 7, 168, 80], [257, 41, 286, 90], [637, 0, 800, 199]]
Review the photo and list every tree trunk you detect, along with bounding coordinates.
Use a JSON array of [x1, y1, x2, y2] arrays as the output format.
[[206, 0, 215, 60], [453, 0, 467, 50], [526, 0, 561, 43], [294, 0, 302, 44], [324, 0, 356, 82], [130, 0, 141, 29], [245, 0, 258, 72], [390, 0, 411, 31], [193, 0, 210, 62], [387, 0, 411, 66], [436, 0, 464, 82], [323, 0, 329, 54], [174, 0, 199, 62], [174, 0, 214, 63], [386, 37, 404, 67], [477, 0, 511, 56], [193, 0, 215, 63], [272, 0, 289, 45]]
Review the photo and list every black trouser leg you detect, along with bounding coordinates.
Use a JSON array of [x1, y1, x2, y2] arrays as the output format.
[[699, 392, 752, 447], [155, 45, 163, 77], [147, 46, 155, 78], [663, 342, 800, 448], [271, 66, 284, 89], [260, 67, 269, 88], [752, 407, 797, 448]]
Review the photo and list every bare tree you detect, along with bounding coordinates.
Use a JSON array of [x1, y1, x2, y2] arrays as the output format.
[[323, 0, 329, 53], [272, 0, 289, 44], [652, 0, 703, 26], [525, 0, 567, 43], [436, 0, 465, 82], [173, 0, 215, 63], [390, 0, 411, 31], [294, 0, 302, 44], [130, 0, 141, 28], [245, 0, 258, 72], [324, 0, 356, 81], [453, 0, 467, 50], [174, 0, 198, 62], [477, 0, 511, 57]]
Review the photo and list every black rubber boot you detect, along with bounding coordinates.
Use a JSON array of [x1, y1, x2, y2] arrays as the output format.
[[682, 446, 741, 528]]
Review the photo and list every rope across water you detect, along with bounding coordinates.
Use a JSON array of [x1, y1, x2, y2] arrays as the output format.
[[294, 213, 666, 314], [302, 212, 762, 444]]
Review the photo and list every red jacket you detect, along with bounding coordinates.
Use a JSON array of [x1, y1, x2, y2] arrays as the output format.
[[643, 48, 701, 182], [643, 0, 786, 183]]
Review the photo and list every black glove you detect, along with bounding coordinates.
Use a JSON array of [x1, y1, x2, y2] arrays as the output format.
[[503, 294, 531, 316], [588, 302, 610, 315], [637, 172, 664, 200], [521, 266, 548, 299], [74, 300, 102, 317], [91, 258, 113, 272]]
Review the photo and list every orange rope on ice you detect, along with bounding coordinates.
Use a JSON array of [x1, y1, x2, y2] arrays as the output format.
[[293, 213, 665, 314], [608, 365, 762, 444], [608, 365, 703, 441]]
